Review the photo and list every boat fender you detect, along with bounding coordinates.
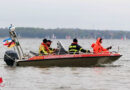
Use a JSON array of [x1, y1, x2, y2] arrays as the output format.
[[4, 50, 18, 66]]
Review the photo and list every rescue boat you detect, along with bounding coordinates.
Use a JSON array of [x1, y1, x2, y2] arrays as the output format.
[[19, 53, 122, 67], [3, 25, 122, 67], [4, 50, 122, 67]]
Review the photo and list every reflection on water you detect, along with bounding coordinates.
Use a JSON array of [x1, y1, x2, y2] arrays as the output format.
[[0, 39, 130, 90]]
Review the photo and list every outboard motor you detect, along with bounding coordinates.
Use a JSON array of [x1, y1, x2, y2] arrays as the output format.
[[4, 50, 19, 66]]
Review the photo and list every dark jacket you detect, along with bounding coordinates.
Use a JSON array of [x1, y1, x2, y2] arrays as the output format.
[[69, 42, 86, 54]]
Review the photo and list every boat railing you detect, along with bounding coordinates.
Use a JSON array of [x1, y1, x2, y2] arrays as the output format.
[[9, 24, 25, 60]]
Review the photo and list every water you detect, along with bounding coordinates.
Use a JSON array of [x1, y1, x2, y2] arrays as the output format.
[[0, 39, 130, 90]]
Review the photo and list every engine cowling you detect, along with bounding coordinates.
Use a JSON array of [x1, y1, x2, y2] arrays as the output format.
[[4, 50, 19, 66]]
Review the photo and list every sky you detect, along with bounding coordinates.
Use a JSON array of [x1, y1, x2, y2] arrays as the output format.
[[0, 0, 130, 30]]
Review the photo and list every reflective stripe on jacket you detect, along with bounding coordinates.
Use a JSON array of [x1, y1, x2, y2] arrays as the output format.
[[69, 43, 86, 54]]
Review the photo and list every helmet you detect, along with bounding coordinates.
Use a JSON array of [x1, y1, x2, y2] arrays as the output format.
[[47, 40, 52, 43], [43, 38, 47, 43], [73, 38, 78, 42]]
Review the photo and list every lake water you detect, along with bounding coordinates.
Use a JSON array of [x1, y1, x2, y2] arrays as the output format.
[[0, 39, 130, 90]]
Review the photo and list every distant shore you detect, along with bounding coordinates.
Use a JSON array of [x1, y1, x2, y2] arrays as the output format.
[[0, 27, 129, 39]]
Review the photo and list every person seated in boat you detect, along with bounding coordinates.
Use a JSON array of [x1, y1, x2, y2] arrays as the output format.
[[68, 38, 90, 54], [39, 38, 50, 55], [47, 40, 52, 48], [91, 37, 112, 54], [47, 40, 58, 54]]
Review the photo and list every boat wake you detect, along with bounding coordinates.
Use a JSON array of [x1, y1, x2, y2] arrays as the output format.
[[94, 64, 122, 67]]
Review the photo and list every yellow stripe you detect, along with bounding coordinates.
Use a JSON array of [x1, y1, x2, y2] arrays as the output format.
[[69, 45, 77, 48], [80, 48, 83, 51], [69, 49, 78, 52]]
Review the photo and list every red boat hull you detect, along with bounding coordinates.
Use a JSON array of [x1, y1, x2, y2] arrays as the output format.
[[16, 53, 122, 67]]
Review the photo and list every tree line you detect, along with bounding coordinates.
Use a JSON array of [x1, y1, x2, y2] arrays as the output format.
[[0, 27, 129, 39]]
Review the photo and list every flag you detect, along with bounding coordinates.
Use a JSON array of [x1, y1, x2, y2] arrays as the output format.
[[8, 42, 15, 48], [3, 38, 12, 46], [3, 38, 15, 48]]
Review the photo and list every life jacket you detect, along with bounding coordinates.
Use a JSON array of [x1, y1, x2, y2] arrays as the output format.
[[91, 38, 109, 54], [48, 47, 55, 54], [46, 42, 54, 54], [39, 42, 49, 55]]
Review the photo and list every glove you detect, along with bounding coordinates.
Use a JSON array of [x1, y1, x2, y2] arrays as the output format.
[[86, 50, 91, 53], [107, 46, 112, 50]]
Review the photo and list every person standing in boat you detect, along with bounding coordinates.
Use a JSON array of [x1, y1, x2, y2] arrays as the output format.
[[91, 37, 112, 54], [39, 39, 50, 55], [69, 38, 90, 54]]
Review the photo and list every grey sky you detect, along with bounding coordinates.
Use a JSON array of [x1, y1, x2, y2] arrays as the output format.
[[0, 0, 130, 30]]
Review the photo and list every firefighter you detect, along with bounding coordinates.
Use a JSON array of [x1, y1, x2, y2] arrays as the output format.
[[69, 38, 90, 54]]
